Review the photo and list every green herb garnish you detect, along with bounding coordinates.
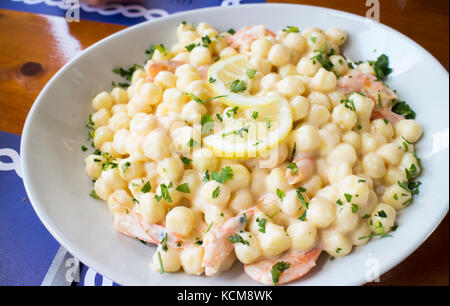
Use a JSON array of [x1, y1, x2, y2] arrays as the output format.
[[211, 166, 233, 183], [271, 262, 291, 285], [176, 182, 191, 194], [230, 79, 247, 93], [276, 189, 285, 202], [228, 234, 249, 245], [141, 181, 151, 193]]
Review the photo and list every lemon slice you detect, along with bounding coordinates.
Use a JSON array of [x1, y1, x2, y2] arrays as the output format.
[[202, 98, 292, 158], [208, 54, 274, 107]]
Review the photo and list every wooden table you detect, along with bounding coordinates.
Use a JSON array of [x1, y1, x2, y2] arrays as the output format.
[[0, 0, 448, 286]]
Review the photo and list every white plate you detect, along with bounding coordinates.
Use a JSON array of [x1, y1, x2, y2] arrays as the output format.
[[21, 4, 449, 286]]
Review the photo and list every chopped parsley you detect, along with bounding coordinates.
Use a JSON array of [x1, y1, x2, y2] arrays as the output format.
[[112, 64, 143, 82], [264, 118, 271, 129], [359, 233, 393, 240], [185, 43, 198, 52], [81, 146, 87, 152], [185, 93, 228, 104], [221, 126, 249, 138], [155, 182, 173, 203], [251, 111, 259, 119], [287, 163, 298, 175], [111, 81, 129, 89], [101, 152, 118, 171], [405, 163, 418, 181], [276, 189, 285, 202], [201, 35, 212, 46], [201, 114, 215, 135], [246, 69, 257, 79], [202, 170, 210, 183], [228, 234, 249, 245], [208, 76, 216, 83], [212, 186, 220, 199], [256, 217, 267, 233], [211, 166, 233, 183], [188, 138, 198, 148], [296, 187, 309, 208], [216, 113, 223, 122], [121, 162, 131, 173], [157, 251, 164, 274], [291, 143, 297, 162], [180, 156, 192, 166], [299, 210, 307, 221], [344, 193, 353, 202], [227, 28, 236, 35], [340, 99, 356, 111], [311, 51, 333, 71], [226, 106, 239, 118], [141, 181, 151, 193], [351, 204, 360, 214], [205, 222, 214, 234], [145, 44, 166, 59], [176, 182, 190, 194], [271, 261, 291, 285], [391, 99, 416, 119], [282, 25, 300, 33], [373, 54, 392, 80], [89, 189, 99, 199], [161, 233, 168, 252], [377, 210, 387, 218], [230, 79, 247, 93]]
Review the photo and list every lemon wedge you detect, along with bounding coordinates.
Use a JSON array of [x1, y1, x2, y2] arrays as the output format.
[[202, 98, 292, 158], [208, 54, 275, 107]]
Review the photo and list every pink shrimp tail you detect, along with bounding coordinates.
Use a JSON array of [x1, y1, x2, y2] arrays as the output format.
[[226, 25, 275, 52], [202, 208, 255, 276], [371, 108, 404, 125], [145, 60, 185, 82], [244, 248, 322, 285], [114, 213, 181, 247]]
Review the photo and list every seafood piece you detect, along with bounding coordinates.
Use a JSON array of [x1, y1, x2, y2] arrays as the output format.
[[286, 154, 316, 185], [337, 69, 397, 105], [371, 107, 405, 123], [226, 25, 275, 52], [114, 212, 181, 247], [244, 248, 321, 285], [338, 69, 404, 124], [202, 208, 255, 276], [145, 60, 185, 82]]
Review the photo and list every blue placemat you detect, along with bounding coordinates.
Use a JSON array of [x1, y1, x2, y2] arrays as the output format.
[[0, 0, 265, 26], [0, 0, 266, 286]]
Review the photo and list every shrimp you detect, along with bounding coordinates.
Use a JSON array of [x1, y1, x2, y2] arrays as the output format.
[[114, 212, 181, 248], [197, 65, 210, 80], [338, 69, 403, 124], [286, 154, 315, 185], [244, 248, 322, 285], [145, 60, 185, 82], [226, 25, 275, 52], [202, 208, 255, 276]]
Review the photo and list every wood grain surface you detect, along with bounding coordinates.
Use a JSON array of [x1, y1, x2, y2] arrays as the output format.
[[0, 0, 448, 286]]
